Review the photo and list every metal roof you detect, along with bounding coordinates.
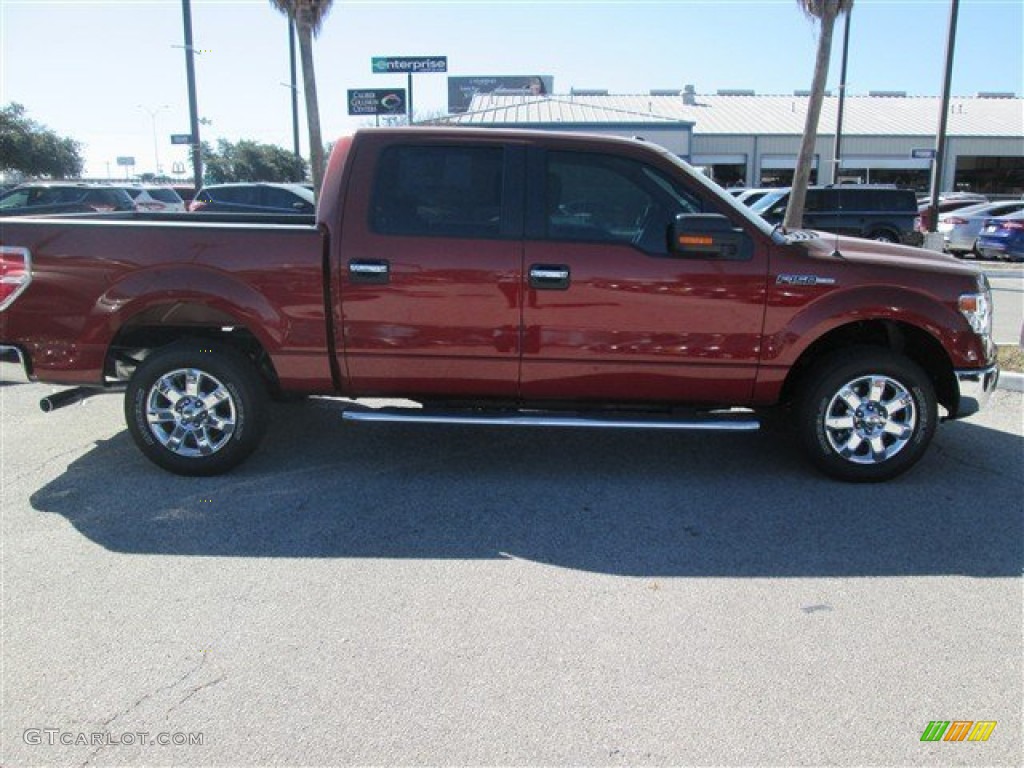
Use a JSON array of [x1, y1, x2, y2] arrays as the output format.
[[433, 95, 691, 127], [436, 93, 1024, 138]]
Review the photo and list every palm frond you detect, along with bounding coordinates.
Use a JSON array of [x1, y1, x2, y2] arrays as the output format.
[[798, 0, 854, 20], [269, 0, 334, 36]]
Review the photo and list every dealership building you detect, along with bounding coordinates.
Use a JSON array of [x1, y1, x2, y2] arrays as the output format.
[[433, 87, 1024, 194]]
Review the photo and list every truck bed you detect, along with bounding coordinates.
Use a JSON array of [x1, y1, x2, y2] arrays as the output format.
[[0, 214, 332, 390]]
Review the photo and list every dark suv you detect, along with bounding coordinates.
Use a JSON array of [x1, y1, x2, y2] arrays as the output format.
[[188, 183, 314, 215], [0, 183, 135, 216], [751, 186, 922, 245]]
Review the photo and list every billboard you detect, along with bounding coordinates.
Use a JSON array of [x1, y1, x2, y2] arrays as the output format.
[[447, 76, 554, 114], [348, 89, 407, 116]]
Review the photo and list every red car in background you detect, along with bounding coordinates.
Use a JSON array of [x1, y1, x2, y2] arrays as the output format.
[[916, 193, 988, 233]]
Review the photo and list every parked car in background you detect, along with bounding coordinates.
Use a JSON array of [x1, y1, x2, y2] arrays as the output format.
[[118, 185, 186, 213], [0, 183, 134, 216], [189, 183, 315, 215], [916, 192, 987, 206], [975, 210, 1024, 262], [916, 193, 989, 233], [938, 199, 1024, 257], [733, 187, 775, 207], [172, 185, 197, 206], [750, 185, 922, 245]]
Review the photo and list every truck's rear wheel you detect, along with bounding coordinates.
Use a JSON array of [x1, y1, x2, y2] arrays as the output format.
[[797, 348, 937, 482], [125, 340, 268, 476]]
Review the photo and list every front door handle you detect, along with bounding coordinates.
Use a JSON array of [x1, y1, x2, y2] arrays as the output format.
[[349, 259, 390, 284], [529, 264, 570, 290]]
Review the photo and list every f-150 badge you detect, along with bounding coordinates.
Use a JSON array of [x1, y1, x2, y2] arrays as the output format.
[[776, 274, 837, 286]]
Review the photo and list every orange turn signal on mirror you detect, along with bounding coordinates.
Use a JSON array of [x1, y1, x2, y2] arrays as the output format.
[[677, 235, 713, 246]]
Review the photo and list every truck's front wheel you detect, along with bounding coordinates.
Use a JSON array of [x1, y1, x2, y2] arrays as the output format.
[[797, 348, 937, 482], [125, 340, 268, 476]]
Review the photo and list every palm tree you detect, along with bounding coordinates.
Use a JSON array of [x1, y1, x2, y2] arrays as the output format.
[[784, 0, 854, 231], [270, 0, 333, 196]]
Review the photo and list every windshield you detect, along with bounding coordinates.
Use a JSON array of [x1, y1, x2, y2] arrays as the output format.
[[750, 190, 788, 215]]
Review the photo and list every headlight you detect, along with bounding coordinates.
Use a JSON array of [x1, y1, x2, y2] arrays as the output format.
[[959, 275, 992, 337]]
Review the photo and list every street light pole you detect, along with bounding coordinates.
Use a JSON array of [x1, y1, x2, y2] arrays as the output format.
[[181, 0, 203, 192], [138, 104, 169, 176]]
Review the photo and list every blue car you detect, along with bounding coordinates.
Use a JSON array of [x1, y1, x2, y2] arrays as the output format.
[[975, 210, 1024, 262]]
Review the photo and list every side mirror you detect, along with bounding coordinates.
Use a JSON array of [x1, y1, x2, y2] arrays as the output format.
[[671, 213, 751, 260]]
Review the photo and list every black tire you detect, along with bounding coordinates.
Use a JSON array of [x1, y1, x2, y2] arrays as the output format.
[[797, 347, 937, 482], [125, 340, 269, 476], [867, 229, 899, 244]]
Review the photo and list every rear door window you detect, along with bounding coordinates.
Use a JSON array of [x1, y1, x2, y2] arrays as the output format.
[[262, 187, 311, 212], [0, 190, 30, 209], [213, 187, 257, 206], [804, 189, 828, 211], [371, 145, 505, 238]]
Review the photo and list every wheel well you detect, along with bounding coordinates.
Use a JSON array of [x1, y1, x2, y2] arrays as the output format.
[[780, 320, 957, 414], [106, 313, 281, 394], [866, 226, 899, 240]]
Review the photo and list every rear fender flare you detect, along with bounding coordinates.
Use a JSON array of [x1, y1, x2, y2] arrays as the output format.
[[87, 264, 284, 353]]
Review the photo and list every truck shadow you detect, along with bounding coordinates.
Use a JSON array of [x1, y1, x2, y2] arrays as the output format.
[[29, 399, 1023, 577]]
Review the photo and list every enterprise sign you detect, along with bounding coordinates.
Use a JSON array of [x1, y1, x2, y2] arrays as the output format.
[[372, 56, 447, 74]]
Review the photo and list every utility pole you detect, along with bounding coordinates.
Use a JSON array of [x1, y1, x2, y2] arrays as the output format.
[[181, 0, 203, 192], [927, 0, 959, 235]]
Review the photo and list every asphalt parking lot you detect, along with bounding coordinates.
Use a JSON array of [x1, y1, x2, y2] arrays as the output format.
[[1, 364, 1021, 766]]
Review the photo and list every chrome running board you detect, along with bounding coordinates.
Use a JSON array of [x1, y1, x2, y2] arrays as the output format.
[[341, 407, 760, 432]]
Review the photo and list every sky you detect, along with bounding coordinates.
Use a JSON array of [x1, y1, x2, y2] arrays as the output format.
[[1, 0, 1022, 179]]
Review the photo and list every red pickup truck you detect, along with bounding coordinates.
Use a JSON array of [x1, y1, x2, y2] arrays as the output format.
[[0, 128, 999, 481]]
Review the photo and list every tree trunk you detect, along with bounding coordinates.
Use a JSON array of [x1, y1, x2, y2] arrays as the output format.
[[296, 13, 325, 197], [784, 8, 838, 230]]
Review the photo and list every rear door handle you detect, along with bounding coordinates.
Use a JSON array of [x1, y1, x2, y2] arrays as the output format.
[[529, 264, 571, 290], [349, 259, 390, 284]]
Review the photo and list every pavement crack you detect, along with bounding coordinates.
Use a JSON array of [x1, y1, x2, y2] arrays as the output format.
[[169, 673, 226, 712], [80, 653, 209, 767]]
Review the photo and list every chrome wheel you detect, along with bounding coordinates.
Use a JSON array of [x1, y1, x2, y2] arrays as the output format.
[[145, 367, 237, 457], [823, 374, 916, 465]]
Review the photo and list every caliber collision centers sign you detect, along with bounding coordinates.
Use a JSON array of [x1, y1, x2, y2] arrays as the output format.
[[348, 90, 407, 116], [371, 56, 448, 74]]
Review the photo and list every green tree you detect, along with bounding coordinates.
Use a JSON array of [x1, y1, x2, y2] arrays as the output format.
[[270, 0, 333, 197], [783, 0, 854, 230], [0, 103, 84, 179], [202, 138, 308, 183]]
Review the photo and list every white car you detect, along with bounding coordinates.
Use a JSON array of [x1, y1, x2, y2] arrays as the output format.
[[938, 199, 1024, 257], [120, 186, 186, 213]]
